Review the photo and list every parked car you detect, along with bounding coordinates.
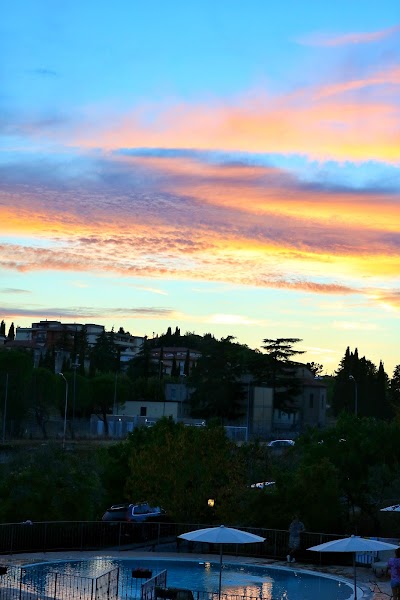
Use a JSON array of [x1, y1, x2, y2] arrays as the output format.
[[102, 502, 167, 523], [267, 439, 295, 448]]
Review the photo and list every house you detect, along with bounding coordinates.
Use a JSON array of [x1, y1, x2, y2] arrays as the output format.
[[12, 321, 144, 372], [150, 347, 201, 376]]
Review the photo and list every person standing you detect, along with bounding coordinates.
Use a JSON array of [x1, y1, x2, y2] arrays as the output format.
[[287, 515, 305, 563], [388, 548, 400, 600]]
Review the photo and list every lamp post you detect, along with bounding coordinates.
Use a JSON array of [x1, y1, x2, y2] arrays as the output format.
[[72, 361, 80, 424], [58, 372, 68, 449], [349, 375, 358, 416]]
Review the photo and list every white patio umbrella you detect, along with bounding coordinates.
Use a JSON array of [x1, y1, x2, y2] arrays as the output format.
[[178, 525, 265, 600], [381, 504, 400, 511], [308, 535, 398, 600]]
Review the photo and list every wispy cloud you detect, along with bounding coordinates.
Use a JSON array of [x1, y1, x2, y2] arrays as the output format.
[[0, 288, 31, 294], [71, 65, 400, 164], [299, 24, 400, 47], [29, 68, 58, 77], [333, 320, 380, 330], [0, 305, 177, 321]]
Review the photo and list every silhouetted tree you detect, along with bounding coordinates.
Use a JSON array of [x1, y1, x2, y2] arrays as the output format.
[[332, 348, 390, 419], [261, 338, 305, 412], [183, 348, 190, 376], [127, 338, 156, 380], [73, 325, 88, 375], [189, 336, 244, 421], [89, 330, 118, 375], [306, 362, 324, 376], [39, 348, 55, 372], [391, 365, 400, 412], [7, 322, 15, 341], [171, 356, 179, 377]]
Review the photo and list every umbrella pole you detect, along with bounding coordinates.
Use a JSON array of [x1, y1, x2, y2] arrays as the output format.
[[218, 545, 223, 600], [353, 553, 357, 600]]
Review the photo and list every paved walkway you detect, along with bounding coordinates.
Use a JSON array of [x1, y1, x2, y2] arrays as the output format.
[[0, 550, 393, 599]]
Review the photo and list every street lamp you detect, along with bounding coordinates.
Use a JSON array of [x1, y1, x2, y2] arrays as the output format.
[[72, 361, 80, 424], [58, 372, 68, 449], [349, 375, 358, 416]]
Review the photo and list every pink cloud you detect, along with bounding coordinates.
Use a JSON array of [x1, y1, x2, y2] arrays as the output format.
[[73, 64, 400, 164], [299, 24, 400, 47]]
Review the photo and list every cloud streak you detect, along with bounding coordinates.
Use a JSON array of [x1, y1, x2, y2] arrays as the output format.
[[70, 64, 400, 164], [1, 151, 399, 313], [299, 24, 400, 47]]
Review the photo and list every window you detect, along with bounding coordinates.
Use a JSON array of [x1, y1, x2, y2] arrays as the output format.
[[140, 406, 147, 416], [309, 393, 314, 409], [321, 395, 324, 409]]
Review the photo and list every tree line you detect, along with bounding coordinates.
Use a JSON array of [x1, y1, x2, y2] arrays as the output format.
[[0, 415, 399, 538], [0, 320, 400, 438]]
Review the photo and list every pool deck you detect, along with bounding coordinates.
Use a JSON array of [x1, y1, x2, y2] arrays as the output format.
[[0, 549, 392, 599]]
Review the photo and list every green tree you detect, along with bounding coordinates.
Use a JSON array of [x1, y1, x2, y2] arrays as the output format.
[[123, 419, 246, 523], [89, 330, 118, 375], [31, 367, 58, 438], [374, 361, 391, 419], [7, 322, 15, 341], [88, 373, 118, 435], [171, 355, 179, 377], [39, 348, 55, 372], [0, 350, 33, 437], [391, 365, 400, 412], [73, 325, 88, 375], [306, 362, 324, 376], [189, 336, 245, 421], [332, 348, 390, 419], [0, 444, 105, 521], [127, 338, 157, 380], [0, 320, 5, 337], [183, 348, 190, 376], [261, 338, 305, 412]]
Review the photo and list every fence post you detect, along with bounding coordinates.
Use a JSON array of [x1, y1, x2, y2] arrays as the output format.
[[53, 572, 58, 600], [43, 522, 47, 553], [19, 567, 23, 600]]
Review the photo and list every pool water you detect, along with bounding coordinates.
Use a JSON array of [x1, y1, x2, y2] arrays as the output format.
[[22, 557, 353, 600]]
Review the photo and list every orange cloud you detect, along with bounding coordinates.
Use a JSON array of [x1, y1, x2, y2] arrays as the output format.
[[74, 65, 400, 163]]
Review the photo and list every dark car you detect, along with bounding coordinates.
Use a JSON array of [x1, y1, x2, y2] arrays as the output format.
[[102, 502, 167, 523]]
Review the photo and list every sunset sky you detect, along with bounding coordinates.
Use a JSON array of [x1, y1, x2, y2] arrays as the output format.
[[1, 1, 399, 375]]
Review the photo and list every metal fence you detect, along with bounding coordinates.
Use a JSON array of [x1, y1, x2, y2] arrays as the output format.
[[141, 570, 167, 600], [0, 564, 277, 600], [0, 520, 354, 566], [0, 565, 119, 599]]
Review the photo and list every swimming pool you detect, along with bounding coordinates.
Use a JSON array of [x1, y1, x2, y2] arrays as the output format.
[[21, 557, 355, 600]]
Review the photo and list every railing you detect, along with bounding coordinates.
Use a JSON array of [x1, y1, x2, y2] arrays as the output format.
[[0, 564, 120, 599], [142, 569, 168, 600], [0, 520, 355, 567]]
